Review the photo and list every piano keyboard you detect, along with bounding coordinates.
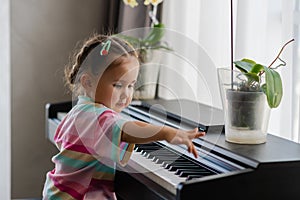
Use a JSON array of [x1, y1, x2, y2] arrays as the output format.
[[124, 141, 239, 195], [135, 142, 217, 180]]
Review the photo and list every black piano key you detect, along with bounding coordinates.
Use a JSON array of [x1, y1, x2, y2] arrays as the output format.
[[174, 167, 208, 175], [168, 159, 197, 165], [177, 170, 214, 177], [135, 144, 161, 152], [154, 157, 164, 164], [142, 150, 177, 158], [139, 149, 164, 155], [174, 167, 211, 175], [178, 171, 213, 178], [136, 147, 160, 153], [157, 152, 174, 156], [154, 154, 180, 160], [186, 175, 204, 181], [153, 156, 182, 164], [143, 150, 179, 159], [167, 164, 201, 171], [150, 153, 180, 160], [138, 145, 160, 150], [163, 158, 199, 167], [162, 161, 194, 168], [163, 161, 197, 168]]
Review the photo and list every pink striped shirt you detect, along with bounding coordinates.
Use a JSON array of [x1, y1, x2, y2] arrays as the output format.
[[42, 96, 134, 200]]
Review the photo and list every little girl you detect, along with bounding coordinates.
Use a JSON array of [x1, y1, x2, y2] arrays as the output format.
[[42, 34, 205, 200]]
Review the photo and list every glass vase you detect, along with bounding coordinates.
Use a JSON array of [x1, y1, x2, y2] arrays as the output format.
[[217, 68, 271, 144]]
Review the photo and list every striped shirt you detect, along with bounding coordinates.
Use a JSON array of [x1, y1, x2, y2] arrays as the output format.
[[42, 96, 134, 200]]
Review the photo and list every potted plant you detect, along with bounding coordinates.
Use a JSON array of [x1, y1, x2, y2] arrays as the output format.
[[218, 39, 294, 144], [118, 22, 171, 63], [118, 0, 172, 100]]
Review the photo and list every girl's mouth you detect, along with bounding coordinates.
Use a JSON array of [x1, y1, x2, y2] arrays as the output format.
[[116, 102, 126, 107]]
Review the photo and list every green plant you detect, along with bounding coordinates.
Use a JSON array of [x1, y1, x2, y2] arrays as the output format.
[[119, 0, 172, 63], [233, 39, 294, 108], [118, 23, 172, 62]]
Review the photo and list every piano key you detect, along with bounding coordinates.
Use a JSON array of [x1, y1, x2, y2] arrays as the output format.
[[127, 151, 187, 195], [165, 159, 198, 165], [163, 160, 197, 168], [178, 171, 213, 177], [166, 164, 201, 171], [135, 143, 217, 181], [143, 154, 182, 164], [163, 160, 193, 166], [186, 175, 204, 181], [176, 169, 214, 176]]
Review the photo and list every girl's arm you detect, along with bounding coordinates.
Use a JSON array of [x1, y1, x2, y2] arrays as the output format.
[[121, 120, 205, 158]]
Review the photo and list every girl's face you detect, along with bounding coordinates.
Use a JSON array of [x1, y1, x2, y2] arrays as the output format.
[[94, 56, 139, 112]]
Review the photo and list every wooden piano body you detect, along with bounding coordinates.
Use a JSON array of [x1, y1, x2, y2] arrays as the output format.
[[46, 99, 300, 200]]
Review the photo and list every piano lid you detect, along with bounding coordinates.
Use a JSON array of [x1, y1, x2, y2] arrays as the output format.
[[133, 98, 224, 130]]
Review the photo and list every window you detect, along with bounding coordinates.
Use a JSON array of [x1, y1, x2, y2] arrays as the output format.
[[293, 0, 300, 142], [161, 0, 299, 142]]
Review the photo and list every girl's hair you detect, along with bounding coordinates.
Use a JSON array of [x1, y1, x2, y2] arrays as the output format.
[[64, 33, 138, 95]]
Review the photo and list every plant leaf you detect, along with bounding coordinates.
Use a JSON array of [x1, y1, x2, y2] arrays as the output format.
[[234, 60, 255, 73], [117, 34, 141, 47], [244, 72, 260, 83], [263, 66, 283, 108], [250, 64, 264, 74], [241, 58, 256, 65], [143, 23, 165, 46], [261, 83, 267, 93]]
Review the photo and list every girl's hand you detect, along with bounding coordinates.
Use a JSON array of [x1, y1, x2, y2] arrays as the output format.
[[121, 121, 205, 158], [165, 127, 205, 158]]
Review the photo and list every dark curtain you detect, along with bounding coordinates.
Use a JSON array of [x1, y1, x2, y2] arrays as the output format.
[[102, 0, 163, 34], [99, 0, 120, 34]]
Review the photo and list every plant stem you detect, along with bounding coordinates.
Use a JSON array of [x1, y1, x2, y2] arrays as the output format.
[[268, 38, 295, 68], [258, 38, 294, 76], [230, 0, 234, 89], [149, 5, 159, 27]]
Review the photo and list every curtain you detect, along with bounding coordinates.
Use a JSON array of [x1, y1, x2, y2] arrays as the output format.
[[158, 0, 230, 109], [115, 0, 163, 33], [117, 2, 150, 31], [100, 0, 162, 33], [235, 0, 296, 140], [161, 0, 297, 141], [292, 0, 300, 142]]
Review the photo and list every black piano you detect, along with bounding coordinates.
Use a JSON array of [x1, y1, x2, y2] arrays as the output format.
[[46, 98, 300, 200]]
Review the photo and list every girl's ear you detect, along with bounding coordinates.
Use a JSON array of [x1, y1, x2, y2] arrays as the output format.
[[80, 73, 93, 90]]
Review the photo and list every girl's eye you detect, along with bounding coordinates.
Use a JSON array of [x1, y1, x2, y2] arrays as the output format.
[[113, 83, 122, 88], [128, 84, 135, 89]]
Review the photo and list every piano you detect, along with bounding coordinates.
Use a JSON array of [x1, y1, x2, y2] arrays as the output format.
[[46, 98, 300, 200]]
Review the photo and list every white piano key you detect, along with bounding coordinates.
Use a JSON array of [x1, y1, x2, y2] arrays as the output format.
[[126, 151, 187, 195]]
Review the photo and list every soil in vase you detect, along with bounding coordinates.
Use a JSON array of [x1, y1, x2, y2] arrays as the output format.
[[225, 90, 271, 144]]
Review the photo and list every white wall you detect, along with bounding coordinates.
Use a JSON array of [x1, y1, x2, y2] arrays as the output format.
[[0, 0, 11, 199], [10, 0, 105, 198]]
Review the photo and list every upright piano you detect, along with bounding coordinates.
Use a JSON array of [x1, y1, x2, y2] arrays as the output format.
[[46, 98, 300, 200]]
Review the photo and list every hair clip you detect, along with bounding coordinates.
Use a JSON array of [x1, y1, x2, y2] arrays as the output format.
[[100, 40, 111, 56]]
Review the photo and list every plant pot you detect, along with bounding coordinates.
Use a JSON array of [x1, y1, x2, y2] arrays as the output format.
[[227, 90, 267, 129], [225, 90, 270, 144], [218, 68, 271, 144], [133, 50, 161, 100]]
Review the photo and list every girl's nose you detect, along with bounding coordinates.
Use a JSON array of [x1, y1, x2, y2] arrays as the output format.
[[120, 87, 130, 99]]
